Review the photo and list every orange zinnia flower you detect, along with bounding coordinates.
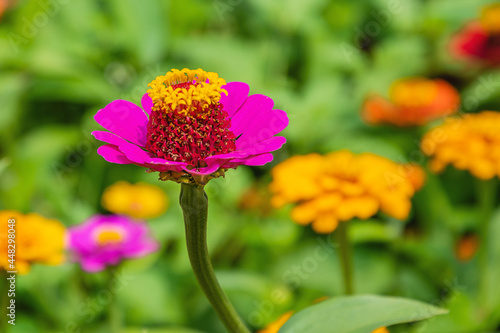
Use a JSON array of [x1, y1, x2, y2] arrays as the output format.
[[362, 77, 460, 126], [455, 233, 479, 262], [0, 211, 66, 274], [270, 151, 424, 233], [422, 111, 500, 180]]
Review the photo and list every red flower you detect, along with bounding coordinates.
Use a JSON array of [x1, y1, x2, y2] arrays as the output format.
[[449, 4, 500, 66]]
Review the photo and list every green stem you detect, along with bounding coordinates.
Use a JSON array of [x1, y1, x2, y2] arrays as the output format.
[[477, 178, 497, 302], [107, 268, 121, 333], [180, 183, 250, 333], [336, 222, 354, 295]]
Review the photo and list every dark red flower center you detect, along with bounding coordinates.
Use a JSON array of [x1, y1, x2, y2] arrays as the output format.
[[146, 82, 236, 168]]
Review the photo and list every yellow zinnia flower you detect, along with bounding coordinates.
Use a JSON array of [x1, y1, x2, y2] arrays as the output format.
[[270, 151, 424, 233], [101, 181, 168, 218], [0, 211, 66, 274], [422, 111, 500, 180]]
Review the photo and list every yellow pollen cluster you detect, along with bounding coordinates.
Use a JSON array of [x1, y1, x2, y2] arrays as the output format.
[[390, 78, 438, 108], [0, 210, 65, 274], [95, 229, 124, 246], [270, 151, 425, 233], [422, 111, 500, 180], [101, 181, 168, 219], [481, 3, 500, 34], [147, 68, 227, 117]]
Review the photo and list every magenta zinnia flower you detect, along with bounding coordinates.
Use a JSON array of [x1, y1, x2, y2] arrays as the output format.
[[92, 68, 288, 184], [68, 215, 159, 272]]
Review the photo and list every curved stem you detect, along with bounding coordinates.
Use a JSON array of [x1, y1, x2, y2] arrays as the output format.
[[336, 222, 354, 295], [180, 183, 250, 333]]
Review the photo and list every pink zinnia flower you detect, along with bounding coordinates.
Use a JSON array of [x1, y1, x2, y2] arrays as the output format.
[[68, 215, 159, 272], [92, 68, 288, 184]]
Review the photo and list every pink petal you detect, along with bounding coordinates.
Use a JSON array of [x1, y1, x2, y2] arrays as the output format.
[[146, 157, 187, 167], [227, 153, 274, 167], [95, 139, 188, 172], [204, 151, 248, 162], [236, 136, 286, 156], [205, 136, 286, 162], [94, 131, 154, 165], [116, 143, 151, 164], [230, 94, 274, 136], [96, 141, 188, 171], [221, 82, 250, 117], [145, 158, 187, 173], [94, 100, 148, 146], [236, 109, 288, 149], [182, 161, 221, 176], [145, 164, 175, 173], [92, 130, 129, 146], [240, 153, 274, 166], [80, 258, 106, 272], [97, 145, 134, 164], [141, 93, 154, 115]]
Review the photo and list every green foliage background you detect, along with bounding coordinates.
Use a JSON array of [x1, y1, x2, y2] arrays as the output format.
[[1, 0, 500, 332]]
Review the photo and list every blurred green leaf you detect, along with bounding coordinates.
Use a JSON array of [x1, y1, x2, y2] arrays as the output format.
[[349, 219, 402, 243], [278, 295, 448, 333]]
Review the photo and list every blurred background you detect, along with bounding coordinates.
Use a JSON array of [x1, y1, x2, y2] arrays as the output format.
[[1, 0, 500, 332]]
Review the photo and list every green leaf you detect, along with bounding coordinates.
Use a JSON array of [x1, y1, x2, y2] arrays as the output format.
[[278, 295, 448, 333], [483, 208, 500, 312], [0, 73, 24, 132], [349, 219, 402, 244]]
